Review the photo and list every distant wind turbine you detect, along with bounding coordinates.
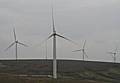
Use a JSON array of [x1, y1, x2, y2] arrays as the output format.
[[108, 47, 119, 63], [5, 28, 28, 60], [73, 40, 88, 61], [42, 7, 77, 79]]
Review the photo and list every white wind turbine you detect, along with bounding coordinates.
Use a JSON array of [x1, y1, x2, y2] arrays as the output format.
[[42, 7, 77, 79], [5, 28, 28, 60], [108, 47, 119, 63], [73, 40, 88, 61]]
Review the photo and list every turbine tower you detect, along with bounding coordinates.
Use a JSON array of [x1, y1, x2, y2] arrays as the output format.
[[108, 47, 119, 63], [43, 6, 77, 79], [73, 40, 88, 61], [5, 28, 28, 60]]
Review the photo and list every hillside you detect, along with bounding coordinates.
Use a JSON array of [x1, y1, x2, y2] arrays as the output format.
[[0, 59, 120, 83]]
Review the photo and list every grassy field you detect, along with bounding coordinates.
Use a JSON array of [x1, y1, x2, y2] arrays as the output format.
[[0, 74, 108, 83], [0, 60, 120, 83]]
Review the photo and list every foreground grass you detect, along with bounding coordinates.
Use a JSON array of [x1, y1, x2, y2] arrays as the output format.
[[0, 74, 108, 83], [0, 60, 120, 83], [0, 67, 120, 83]]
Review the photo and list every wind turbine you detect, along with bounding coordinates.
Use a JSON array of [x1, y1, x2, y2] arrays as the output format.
[[5, 28, 28, 60], [42, 7, 77, 79], [108, 47, 119, 63], [73, 40, 88, 61]]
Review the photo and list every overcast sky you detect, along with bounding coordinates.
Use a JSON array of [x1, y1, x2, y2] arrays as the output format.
[[0, 0, 120, 63]]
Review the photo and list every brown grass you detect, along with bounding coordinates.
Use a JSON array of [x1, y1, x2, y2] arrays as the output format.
[[0, 74, 108, 83]]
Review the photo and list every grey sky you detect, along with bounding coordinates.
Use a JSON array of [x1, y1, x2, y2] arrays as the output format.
[[0, 0, 120, 63]]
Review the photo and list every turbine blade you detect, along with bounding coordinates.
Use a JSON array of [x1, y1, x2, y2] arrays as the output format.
[[84, 52, 88, 58], [115, 47, 118, 53], [83, 40, 86, 49], [48, 34, 54, 39], [56, 34, 78, 46], [51, 4, 56, 33], [72, 49, 82, 52], [109, 53, 115, 59], [108, 52, 114, 54], [18, 42, 28, 47], [34, 34, 53, 47], [5, 42, 15, 51], [13, 28, 17, 41]]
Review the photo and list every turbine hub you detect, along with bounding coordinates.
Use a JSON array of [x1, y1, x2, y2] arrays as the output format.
[[53, 33, 56, 36], [15, 41, 18, 43]]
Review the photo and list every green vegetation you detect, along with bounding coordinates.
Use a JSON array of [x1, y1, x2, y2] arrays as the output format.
[[0, 60, 120, 83], [1, 67, 119, 83], [58, 67, 120, 83], [0, 75, 107, 83]]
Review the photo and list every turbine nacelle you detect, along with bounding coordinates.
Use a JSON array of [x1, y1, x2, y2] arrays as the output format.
[[15, 40, 18, 43], [53, 33, 56, 36]]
